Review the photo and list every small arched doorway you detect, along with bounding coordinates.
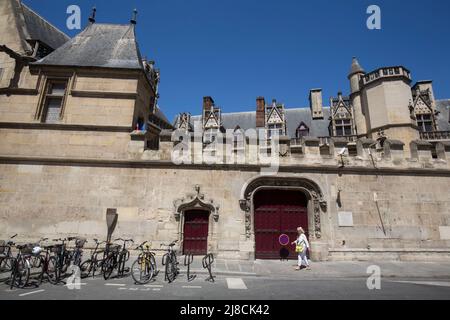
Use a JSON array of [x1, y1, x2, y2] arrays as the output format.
[[254, 189, 308, 260]]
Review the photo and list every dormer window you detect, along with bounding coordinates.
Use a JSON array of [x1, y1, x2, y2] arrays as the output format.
[[416, 114, 434, 132], [335, 119, 353, 136], [296, 123, 309, 138], [40, 79, 68, 123]]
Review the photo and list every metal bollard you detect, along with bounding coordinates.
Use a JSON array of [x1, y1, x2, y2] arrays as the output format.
[[184, 254, 196, 282], [202, 253, 215, 282]]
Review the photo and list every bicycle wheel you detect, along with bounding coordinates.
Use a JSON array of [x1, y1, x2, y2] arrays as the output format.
[[47, 256, 59, 284], [0, 255, 12, 272], [102, 256, 115, 280], [131, 257, 153, 285], [10, 257, 30, 289], [80, 260, 92, 278], [164, 255, 176, 283]]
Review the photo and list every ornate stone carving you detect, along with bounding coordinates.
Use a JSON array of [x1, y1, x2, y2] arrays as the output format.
[[173, 185, 220, 221]]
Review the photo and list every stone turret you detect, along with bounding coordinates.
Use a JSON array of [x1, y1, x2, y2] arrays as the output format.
[[348, 57, 367, 136]]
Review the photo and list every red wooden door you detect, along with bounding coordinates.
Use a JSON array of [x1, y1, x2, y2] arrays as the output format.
[[183, 210, 209, 255], [254, 190, 308, 260]]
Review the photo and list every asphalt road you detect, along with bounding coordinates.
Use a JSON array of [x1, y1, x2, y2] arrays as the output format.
[[1, 272, 450, 300]]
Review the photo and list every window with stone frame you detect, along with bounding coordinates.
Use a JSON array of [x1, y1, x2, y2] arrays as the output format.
[[267, 123, 283, 138], [296, 122, 309, 138], [335, 119, 353, 136], [416, 114, 434, 132], [40, 79, 68, 123]]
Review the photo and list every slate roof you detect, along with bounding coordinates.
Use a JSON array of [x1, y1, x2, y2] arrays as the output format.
[[186, 107, 331, 138], [33, 23, 143, 70], [178, 99, 450, 139], [436, 99, 450, 131], [349, 57, 365, 76], [20, 3, 70, 50]]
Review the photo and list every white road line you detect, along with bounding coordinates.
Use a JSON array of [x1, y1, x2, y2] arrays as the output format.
[[19, 289, 45, 297], [140, 288, 151, 291], [226, 278, 247, 290], [129, 288, 139, 291], [64, 283, 87, 286], [152, 288, 161, 291], [105, 283, 126, 286], [393, 281, 450, 287], [118, 287, 127, 290], [144, 284, 164, 288], [182, 285, 202, 289]]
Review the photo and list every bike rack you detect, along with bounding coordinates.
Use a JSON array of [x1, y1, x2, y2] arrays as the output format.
[[184, 254, 196, 282], [202, 253, 215, 283]]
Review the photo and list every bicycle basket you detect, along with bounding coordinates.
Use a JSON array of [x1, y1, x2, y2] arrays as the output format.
[[75, 237, 87, 248], [0, 240, 5, 254], [21, 244, 34, 255]]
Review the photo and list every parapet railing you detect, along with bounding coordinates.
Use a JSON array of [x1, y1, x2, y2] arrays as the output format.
[[420, 131, 450, 141]]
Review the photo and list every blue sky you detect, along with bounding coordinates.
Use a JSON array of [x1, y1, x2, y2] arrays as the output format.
[[24, 0, 450, 121]]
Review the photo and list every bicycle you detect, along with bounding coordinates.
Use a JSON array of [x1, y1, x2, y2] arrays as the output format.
[[131, 241, 158, 284], [161, 240, 179, 283], [0, 234, 17, 272], [9, 244, 34, 289], [66, 237, 87, 268], [37, 244, 59, 285], [80, 239, 107, 278], [102, 238, 133, 280], [50, 238, 72, 283]]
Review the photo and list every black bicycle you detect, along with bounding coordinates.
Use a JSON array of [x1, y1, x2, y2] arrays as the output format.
[[131, 241, 158, 284], [66, 237, 87, 268], [80, 239, 107, 278], [102, 238, 133, 280], [37, 244, 59, 285], [9, 244, 34, 289], [0, 234, 17, 272], [161, 240, 179, 283]]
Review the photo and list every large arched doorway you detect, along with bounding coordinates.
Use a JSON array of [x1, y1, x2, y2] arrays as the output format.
[[254, 189, 308, 260]]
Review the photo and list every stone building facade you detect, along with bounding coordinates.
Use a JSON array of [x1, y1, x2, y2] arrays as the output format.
[[1, 1, 450, 261]]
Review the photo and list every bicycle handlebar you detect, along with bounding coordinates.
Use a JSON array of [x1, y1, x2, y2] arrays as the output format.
[[11, 234, 18, 239]]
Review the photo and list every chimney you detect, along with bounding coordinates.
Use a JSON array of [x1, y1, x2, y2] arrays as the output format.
[[203, 96, 214, 113], [309, 89, 324, 120], [256, 96, 266, 128]]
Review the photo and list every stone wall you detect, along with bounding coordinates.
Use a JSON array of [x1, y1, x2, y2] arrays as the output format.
[[1, 160, 449, 261]]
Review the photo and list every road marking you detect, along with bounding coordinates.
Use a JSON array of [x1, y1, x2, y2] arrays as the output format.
[[105, 283, 126, 287], [144, 284, 164, 288], [152, 288, 161, 291], [226, 278, 247, 290], [393, 281, 450, 288], [19, 289, 45, 297], [182, 285, 202, 289], [118, 287, 127, 290], [140, 288, 151, 291], [64, 283, 87, 287], [129, 287, 139, 291]]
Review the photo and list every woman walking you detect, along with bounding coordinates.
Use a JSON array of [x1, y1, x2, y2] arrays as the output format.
[[292, 227, 311, 270]]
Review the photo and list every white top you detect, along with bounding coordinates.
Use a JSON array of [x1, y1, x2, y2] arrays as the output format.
[[296, 234, 310, 249]]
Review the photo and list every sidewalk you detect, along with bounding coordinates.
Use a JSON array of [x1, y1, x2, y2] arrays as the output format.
[[182, 259, 450, 280]]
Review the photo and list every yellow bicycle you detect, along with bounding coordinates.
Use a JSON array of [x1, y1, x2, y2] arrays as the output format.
[[131, 241, 158, 284]]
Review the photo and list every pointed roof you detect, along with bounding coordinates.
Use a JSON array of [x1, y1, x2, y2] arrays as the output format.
[[8, 0, 69, 52], [348, 57, 365, 77], [21, 3, 70, 50], [33, 23, 144, 70]]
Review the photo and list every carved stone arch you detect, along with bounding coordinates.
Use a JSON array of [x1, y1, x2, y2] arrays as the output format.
[[239, 176, 327, 240], [173, 185, 220, 254]]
